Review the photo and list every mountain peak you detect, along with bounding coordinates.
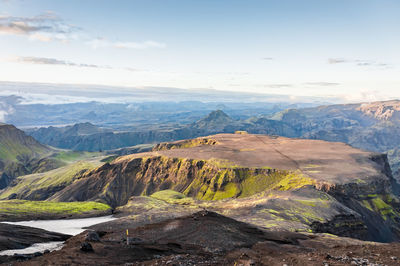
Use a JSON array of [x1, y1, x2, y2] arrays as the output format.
[[193, 110, 234, 131], [66, 122, 101, 136], [202, 110, 232, 122]]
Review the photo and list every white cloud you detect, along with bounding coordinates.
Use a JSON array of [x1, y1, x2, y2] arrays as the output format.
[[12, 56, 111, 69], [0, 12, 80, 42], [0, 12, 166, 49], [7, 56, 140, 73], [328, 58, 393, 69], [0, 99, 15, 122], [87, 38, 166, 50], [28, 32, 52, 42], [304, 82, 340, 86]]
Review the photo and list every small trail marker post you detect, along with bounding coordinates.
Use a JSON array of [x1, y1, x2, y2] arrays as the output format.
[[126, 229, 129, 245]]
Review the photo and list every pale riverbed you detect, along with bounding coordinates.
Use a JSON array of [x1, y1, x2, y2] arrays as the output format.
[[0, 215, 116, 256], [1, 215, 116, 235]]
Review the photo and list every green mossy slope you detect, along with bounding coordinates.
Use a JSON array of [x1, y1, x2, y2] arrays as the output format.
[[153, 138, 218, 151], [0, 199, 111, 221], [0, 124, 54, 188], [51, 155, 317, 207]]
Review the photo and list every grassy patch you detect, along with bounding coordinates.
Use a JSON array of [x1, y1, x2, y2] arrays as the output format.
[[0, 200, 111, 216], [0, 137, 50, 162], [151, 190, 186, 200], [212, 183, 239, 200], [153, 138, 218, 151], [52, 151, 102, 163], [207, 158, 272, 170], [150, 190, 194, 205], [361, 194, 400, 220], [272, 171, 315, 191]]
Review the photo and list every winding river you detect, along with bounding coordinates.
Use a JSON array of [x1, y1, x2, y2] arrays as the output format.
[[0, 215, 116, 256]]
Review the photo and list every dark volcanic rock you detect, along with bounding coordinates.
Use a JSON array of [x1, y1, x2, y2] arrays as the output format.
[[19, 210, 400, 266], [120, 210, 307, 252], [85, 231, 100, 242], [80, 242, 93, 252], [18, 211, 309, 265], [311, 214, 368, 239]]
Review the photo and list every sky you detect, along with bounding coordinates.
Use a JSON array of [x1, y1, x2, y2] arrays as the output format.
[[0, 0, 399, 102]]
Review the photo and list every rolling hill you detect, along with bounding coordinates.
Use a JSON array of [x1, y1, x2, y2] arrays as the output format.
[[0, 124, 55, 188]]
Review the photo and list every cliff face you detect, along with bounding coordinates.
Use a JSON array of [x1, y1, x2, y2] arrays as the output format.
[[51, 155, 315, 207], [48, 134, 400, 242], [312, 153, 400, 242]]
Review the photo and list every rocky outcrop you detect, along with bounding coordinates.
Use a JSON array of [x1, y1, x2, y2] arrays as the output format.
[[310, 214, 368, 240], [358, 101, 400, 121]]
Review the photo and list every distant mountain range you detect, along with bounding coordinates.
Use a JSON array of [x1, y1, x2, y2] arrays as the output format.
[[269, 100, 400, 179], [26, 110, 291, 151], [0, 93, 322, 129], [25, 100, 400, 180]]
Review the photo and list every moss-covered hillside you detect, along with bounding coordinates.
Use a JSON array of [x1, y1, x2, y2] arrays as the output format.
[[0, 124, 56, 188], [0, 200, 111, 221]]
